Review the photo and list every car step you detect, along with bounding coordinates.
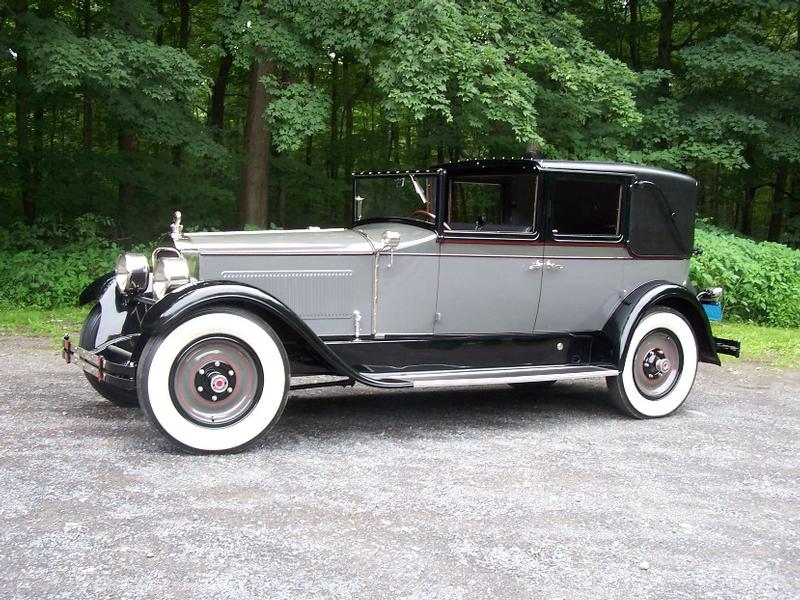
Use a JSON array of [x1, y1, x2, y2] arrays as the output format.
[[364, 364, 619, 388]]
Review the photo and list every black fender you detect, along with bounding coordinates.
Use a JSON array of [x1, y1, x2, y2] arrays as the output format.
[[139, 280, 410, 388], [603, 281, 720, 368], [79, 272, 114, 306], [77, 273, 143, 349]]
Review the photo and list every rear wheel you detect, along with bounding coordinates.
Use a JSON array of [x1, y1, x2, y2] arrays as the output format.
[[79, 305, 139, 408], [607, 308, 698, 418], [137, 309, 289, 454]]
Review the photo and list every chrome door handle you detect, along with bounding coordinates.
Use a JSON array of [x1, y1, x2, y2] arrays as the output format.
[[545, 260, 564, 271], [528, 260, 544, 271]]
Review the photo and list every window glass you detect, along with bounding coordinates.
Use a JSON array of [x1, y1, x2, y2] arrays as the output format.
[[451, 182, 502, 224], [354, 174, 438, 222], [449, 174, 536, 233], [552, 180, 622, 237]]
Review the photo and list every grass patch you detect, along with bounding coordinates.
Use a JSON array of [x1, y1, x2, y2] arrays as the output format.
[[712, 321, 800, 368], [0, 307, 89, 339]]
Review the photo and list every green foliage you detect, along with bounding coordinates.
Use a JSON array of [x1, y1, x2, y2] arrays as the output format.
[[691, 223, 800, 327], [0, 215, 123, 310]]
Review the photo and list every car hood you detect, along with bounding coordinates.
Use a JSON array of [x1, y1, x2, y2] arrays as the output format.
[[175, 227, 376, 255]]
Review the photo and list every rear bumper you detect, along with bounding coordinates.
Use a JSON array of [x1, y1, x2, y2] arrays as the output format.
[[62, 334, 138, 391], [714, 336, 741, 358]]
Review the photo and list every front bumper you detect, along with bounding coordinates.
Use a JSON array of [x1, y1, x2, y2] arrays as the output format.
[[62, 334, 138, 391]]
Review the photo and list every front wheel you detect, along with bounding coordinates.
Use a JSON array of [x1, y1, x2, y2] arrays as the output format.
[[137, 309, 289, 453], [607, 308, 698, 419]]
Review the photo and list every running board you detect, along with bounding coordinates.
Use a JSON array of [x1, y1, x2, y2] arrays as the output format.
[[364, 365, 619, 388]]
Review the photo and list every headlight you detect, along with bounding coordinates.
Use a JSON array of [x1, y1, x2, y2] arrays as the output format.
[[152, 253, 191, 299], [115, 253, 149, 294]]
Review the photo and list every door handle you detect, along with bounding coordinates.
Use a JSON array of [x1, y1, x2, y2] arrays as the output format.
[[528, 260, 544, 271], [545, 260, 564, 271]]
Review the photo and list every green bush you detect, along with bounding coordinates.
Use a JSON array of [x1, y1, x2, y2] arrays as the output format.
[[0, 215, 123, 310], [690, 223, 800, 327]]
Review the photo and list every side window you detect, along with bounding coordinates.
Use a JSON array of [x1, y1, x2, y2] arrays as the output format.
[[448, 174, 537, 233], [551, 179, 623, 238]]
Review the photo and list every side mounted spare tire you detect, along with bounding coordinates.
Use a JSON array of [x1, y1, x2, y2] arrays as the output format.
[[607, 307, 698, 419], [137, 308, 289, 454], [80, 305, 139, 408]]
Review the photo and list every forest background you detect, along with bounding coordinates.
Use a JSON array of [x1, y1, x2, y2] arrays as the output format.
[[1, 0, 799, 329]]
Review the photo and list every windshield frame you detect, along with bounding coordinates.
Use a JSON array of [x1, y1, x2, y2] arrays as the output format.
[[352, 171, 443, 228]]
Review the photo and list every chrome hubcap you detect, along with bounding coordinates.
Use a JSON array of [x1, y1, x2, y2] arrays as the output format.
[[633, 331, 682, 400]]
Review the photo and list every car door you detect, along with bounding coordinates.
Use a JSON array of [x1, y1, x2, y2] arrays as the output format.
[[434, 170, 544, 334], [534, 172, 631, 333]]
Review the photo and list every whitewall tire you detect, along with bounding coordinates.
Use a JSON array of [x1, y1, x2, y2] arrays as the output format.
[[137, 309, 289, 453], [607, 308, 698, 419]]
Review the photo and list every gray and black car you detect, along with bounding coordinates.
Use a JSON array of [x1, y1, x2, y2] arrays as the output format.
[[64, 158, 740, 453]]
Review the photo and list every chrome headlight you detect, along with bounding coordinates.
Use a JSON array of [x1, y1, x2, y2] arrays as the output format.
[[115, 253, 149, 294], [152, 251, 191, 300]]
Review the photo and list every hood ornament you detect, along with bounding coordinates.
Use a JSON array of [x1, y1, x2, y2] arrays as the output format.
[[170, 210, 184, 241]]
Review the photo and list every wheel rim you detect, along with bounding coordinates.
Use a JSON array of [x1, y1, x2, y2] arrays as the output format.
[[632, 329, 682, 400], [169, 336, 263, 427]]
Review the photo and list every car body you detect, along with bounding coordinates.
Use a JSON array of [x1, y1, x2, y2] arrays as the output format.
[[64, 157, 740, 453]]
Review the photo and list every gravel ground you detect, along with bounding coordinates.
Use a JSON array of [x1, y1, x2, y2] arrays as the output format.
[[0, 335, 798, 599]]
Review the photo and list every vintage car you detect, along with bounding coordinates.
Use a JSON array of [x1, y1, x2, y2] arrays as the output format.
[[63, 157, 740, 453]]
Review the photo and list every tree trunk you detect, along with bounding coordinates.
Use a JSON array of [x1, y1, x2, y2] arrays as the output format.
[[117, 131, 139, 233], [32, 107, 43, 198], [15, 0, 34, 223], [342, 59, 354, 183], [239, 58, 274, 229], [278, 169, 288, 228], [629, 0, 641, 70], [710, 162, 721, 224], [177, 0, 189, 51], [740, 143, 756, 236], [305, 66, 315, 165], [657, 0, 675, 94], [327, 59, 339, 179], [82, 0, 92, 155], [156, 0, 164, 46], [209, 52, 233, 140], [171, 0, 190, 167], [767, 168, 788, 242]]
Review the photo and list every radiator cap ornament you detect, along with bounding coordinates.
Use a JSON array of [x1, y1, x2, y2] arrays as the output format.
[[170, 210, 184, 240]]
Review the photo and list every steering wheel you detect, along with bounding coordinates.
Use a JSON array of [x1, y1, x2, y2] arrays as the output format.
[[411, 209, 437, 221], [410, 209, 451, 231]]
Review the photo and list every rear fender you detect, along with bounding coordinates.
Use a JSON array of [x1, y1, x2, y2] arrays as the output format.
[[603, 281, 720, 368]]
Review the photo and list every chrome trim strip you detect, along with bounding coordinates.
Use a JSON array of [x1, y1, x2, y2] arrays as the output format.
[[198, 250, 374, 256], [396, 252, 629, 259], [367, 365, 619, 388], [183, 228, 349, 237]]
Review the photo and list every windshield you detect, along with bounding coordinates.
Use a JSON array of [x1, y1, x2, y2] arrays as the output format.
[[353, 173, 439, 223]]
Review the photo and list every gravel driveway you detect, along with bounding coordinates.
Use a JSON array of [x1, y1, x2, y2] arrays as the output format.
[[0, 335, 797, 599]]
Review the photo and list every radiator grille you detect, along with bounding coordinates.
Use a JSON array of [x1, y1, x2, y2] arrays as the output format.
[[220, 269, 354, 319]]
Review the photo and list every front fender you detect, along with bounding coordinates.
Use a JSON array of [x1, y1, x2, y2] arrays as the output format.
[[140, 280, 410, 388], [603, 281, 720, 368], [78, 273, 143, 348], [79, 272, 114, 306]]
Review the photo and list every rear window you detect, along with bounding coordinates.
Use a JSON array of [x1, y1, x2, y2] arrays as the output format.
[[552, 180, 622, 238]]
